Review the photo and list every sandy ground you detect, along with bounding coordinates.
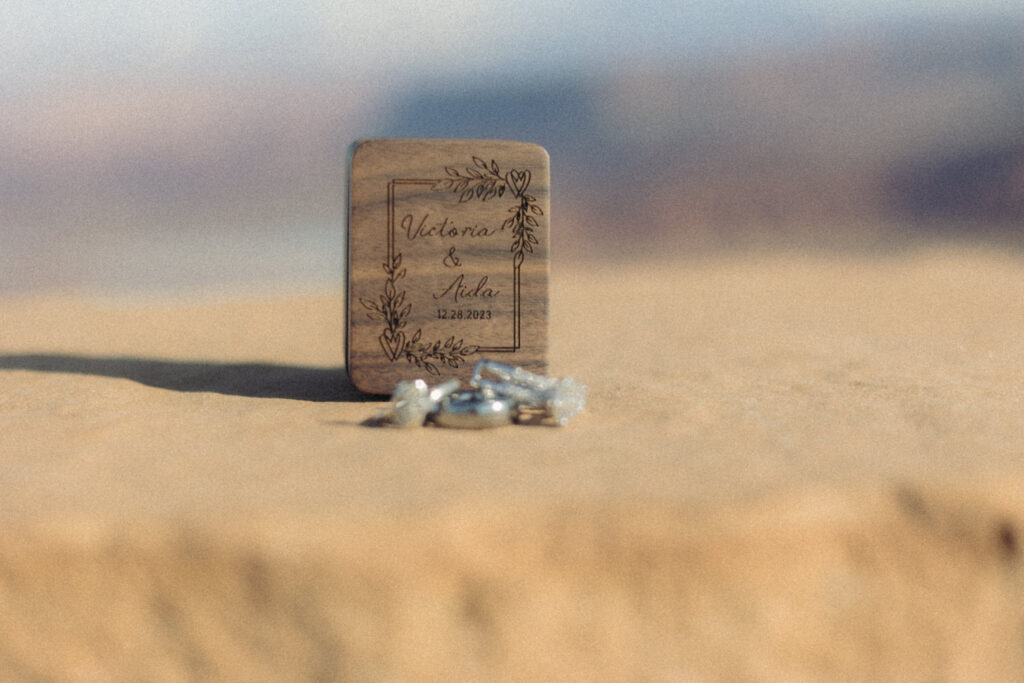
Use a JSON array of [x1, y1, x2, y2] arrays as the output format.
[[2, 247, 1024, 680]]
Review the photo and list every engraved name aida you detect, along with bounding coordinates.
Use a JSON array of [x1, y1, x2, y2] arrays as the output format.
[[433, 274, 499, 304]]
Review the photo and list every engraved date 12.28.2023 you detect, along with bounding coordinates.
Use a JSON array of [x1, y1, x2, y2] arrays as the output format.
[[436, 308, 494, 321]]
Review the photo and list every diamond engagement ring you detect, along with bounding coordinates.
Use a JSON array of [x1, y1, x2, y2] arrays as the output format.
[[383, 378, 460, 427], [376, 360, 585, 428], [469, 359, 586, 427]]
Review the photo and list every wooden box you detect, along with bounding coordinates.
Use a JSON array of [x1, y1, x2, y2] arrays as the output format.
[[347, 139, 550, 394]]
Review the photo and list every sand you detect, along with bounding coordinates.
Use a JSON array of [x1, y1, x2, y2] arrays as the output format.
[[2, 247, 1024, 680]]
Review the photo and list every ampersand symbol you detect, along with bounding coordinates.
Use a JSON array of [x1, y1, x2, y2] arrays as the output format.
[[443, 246, 462, 268]]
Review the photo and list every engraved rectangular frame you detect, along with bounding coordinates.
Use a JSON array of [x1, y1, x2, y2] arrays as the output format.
[[387, 178, 521, 353]]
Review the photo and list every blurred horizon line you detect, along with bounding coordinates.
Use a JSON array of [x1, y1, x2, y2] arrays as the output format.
[[3, 9, 1024, 291]]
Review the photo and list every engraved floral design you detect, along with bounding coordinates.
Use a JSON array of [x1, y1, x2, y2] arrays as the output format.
[[432, 157, 543, 267], [363, 156, 542, 372], [360, 252, 478, 375], [404, 329, 478, 374]]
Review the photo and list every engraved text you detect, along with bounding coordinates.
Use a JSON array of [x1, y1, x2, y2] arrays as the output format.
[[432, 274, 500, 304], [402, 213, 496, 241]]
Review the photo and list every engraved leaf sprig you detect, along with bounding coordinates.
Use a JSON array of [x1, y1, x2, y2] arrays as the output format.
[[403, 330, 479, 375], [361, 253, 412, 362], [363, 252, 478, 373], [360, 253, 409, 328], [505, 193, 542, 267], [435, 157, 544, 267], [432, 156, 508, 203]]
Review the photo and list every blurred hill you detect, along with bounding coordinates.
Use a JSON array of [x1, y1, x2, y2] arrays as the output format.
[[3, 18, 1024, 289], [382, 19, 1024, 253]]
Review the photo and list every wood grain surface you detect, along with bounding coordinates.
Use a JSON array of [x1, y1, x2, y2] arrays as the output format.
[[347, 139, 550, 394]]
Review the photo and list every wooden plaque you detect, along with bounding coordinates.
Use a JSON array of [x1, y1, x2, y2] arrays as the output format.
[[347, 138, 550, 394]]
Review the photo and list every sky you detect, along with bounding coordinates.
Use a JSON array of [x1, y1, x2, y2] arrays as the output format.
[[1, 0, 1021, 291], [2, 0, 1021, 90]]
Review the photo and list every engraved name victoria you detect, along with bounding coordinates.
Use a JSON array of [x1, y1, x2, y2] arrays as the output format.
[[359, 156, 543, 376]]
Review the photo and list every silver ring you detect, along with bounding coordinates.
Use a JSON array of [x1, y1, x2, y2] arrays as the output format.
[[470, 359, 586, 426], [385, 378, 460, 427], [431, 390, 516, 429]]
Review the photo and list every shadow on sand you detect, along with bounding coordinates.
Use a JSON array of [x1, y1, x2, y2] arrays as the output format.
[[0, 354, 375, 402]]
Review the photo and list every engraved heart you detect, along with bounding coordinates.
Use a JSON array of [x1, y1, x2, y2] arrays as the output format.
[[379, 329, 406, 362], [507, 168, 531, 197]]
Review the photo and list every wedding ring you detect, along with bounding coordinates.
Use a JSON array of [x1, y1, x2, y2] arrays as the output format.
[[385, 378, 459, 427], [375, 360, 585, 428], [470, 359, 586, 426], [431, 390, 515, 429]]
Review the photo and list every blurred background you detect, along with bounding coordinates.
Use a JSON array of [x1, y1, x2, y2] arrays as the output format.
[[2, 0, 1022, 292]]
